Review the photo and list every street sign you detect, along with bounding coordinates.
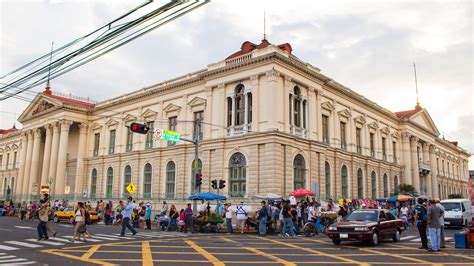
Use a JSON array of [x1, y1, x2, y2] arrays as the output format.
[[126, 183, 137, 194], [153, 128, 180, 142], [82, 190, 88, 198], [65, 186, 70, 194]]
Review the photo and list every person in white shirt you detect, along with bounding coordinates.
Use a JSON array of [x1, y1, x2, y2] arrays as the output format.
[[435, 198, 446, 248], [224, 203, 233, 234], [236, 202, 247, 234], [307, 202, 315, 222], [199, 200, 206, 214]]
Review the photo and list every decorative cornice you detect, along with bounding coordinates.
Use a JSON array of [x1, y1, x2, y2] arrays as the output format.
[[163, 103, 182, 113], [187, 96, 206, 108], [354, 115, 366, 125], [337, 109, 352, 118], [321, 101, 335, 111]]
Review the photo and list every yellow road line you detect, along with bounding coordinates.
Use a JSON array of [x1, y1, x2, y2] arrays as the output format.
[[185, 240, 225, 266], [244, 247, 297, 266], [142, 241, 153, 266], [221, 236, 239, 244], [357, 247, 438, 265], [42, 249, 116, 266], [81, 245, 101, 260], [249, 236, 368, 266]]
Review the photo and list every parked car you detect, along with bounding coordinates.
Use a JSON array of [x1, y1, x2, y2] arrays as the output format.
[[53, 206, 99, 223], [441, 199, 473, 228], [326, 209, 404, 246]]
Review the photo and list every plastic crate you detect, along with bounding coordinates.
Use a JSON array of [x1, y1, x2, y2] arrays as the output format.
[[467, 233, 474, 249], [455, 233, 467, 249]]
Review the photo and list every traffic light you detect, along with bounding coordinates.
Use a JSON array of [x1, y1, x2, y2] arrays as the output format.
[[128, 122, 150, 134], [218, 179, 226, 189], [211, 179, 218, 189], [195, 173, 203, 188]]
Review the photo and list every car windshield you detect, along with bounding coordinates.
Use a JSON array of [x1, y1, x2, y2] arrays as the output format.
[[441, 203, 461, 212], [344, 211, 378, 222]]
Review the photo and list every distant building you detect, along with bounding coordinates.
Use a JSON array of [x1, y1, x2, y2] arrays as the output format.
[[0, 39, 470, 201]]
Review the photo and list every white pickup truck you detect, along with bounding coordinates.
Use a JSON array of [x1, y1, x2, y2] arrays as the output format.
[[440, 199, 473, 227]]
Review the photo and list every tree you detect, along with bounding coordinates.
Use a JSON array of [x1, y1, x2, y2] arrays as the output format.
[[395, 184, 418, 196], [448, 194, 463, 199]]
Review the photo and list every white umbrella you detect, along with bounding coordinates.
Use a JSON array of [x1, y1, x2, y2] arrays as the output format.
[[251, 193, 284, 200]]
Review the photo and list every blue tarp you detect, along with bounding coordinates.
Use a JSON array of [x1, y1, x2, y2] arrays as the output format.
[[188, 192, 226, 201]]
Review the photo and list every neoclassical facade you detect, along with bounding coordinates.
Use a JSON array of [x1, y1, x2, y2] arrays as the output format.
[[0, 39, 470, 201]]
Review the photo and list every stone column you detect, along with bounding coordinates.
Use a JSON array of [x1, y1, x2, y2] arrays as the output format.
[[316, 90, 323, 142], [401, 133, 412, 185], [410, 136, 420, 194], [40, 124, 53, 187], [244, 92, 248, 126], [422, 142, 432, 196], [15, 133, 28, 196], [27, 128, 42, 195], [430, 145, 439, 198], [75, 123, 88, 196], [54, 120, 72, 195], [21, 131, 34, 196], [48, 123, 60, 183]]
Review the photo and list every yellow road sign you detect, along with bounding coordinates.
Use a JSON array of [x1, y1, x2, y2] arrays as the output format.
[[126, 183, 137, 194]]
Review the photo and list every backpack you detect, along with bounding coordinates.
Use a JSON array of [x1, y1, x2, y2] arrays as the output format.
[[84, 210, 91, 225]]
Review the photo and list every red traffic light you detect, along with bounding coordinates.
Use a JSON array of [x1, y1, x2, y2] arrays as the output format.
[[128, 122, 150, 134], [195, 173, 203, 188]]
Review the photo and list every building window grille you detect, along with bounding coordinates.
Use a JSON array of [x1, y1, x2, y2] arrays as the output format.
[[193, 112, 204, 141], [229, 153, 246, 197], [247, 92, 252, 124], [294, 154, 306, 189], [325, 162, 331, 199], [145, 122, 154, 149], [90, 169, 97, 197], [93, 133, 100, 156], [106, 167, 113, 197], [235, 85, 245, 126], [341, 165, 348, 198], [371, 171, 377, 199], [166, 161, 176, 198], [322, 115, 329, 144], [357, 168, 363, 198], [143, 163, 152, 198], [109, 129, 115, 154], [168, 117, 177, 146]]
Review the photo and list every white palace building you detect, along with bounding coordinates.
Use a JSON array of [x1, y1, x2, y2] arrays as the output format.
[[0, 39, 470, 202]]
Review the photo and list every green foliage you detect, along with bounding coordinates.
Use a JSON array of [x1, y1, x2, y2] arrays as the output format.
[[396, 184, 418, 196]]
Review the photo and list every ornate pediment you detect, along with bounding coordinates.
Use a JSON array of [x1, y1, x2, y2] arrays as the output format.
[[410, 110, 440, 136], [18, 94, 62, 123], [369, 121, 379, 129], [32, 100, 55, 115], [123, 114, 138, 122], [90, 123, 103, 131], [163, 103, 182, 113], [105, 118, 119, 126], [187, 97, 206, 108], [380, 126, 390, 135], [11, 144, 18, 150], [337, 109, 352, 118], [391, 131, 400, 139], [354, 116, 366, 125], [321, 101, 335, 111], [141, 109, 158, 119]]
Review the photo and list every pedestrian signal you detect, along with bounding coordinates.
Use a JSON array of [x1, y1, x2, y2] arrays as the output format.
[[218, 180, 226, 189], [211, 179, 217, 189], [129, 122, 150, 134], [195, 173, 203, 188]]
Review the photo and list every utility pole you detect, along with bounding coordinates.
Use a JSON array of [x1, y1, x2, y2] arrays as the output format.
[[179, 119, 201, 212]]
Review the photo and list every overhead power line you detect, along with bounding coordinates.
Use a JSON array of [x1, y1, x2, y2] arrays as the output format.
[[0, 0, 210, 101]]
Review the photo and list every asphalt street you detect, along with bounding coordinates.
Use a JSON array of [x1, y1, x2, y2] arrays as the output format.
[[0, 216, 473, 265]]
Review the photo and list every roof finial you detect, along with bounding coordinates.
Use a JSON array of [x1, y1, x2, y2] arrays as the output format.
[[263, 9, 267, 40], [46, 41, 54, 89], [413, 62, 420, 108]]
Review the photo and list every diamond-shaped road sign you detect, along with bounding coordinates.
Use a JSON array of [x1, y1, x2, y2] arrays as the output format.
[[126, 183, 137, 194]]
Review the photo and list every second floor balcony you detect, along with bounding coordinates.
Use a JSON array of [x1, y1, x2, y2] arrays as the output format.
[[290, 126, 308, 139], [419, 161, 431, 176], [226, 124, 251, 137]]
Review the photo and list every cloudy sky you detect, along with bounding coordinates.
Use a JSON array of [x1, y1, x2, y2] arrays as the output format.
[[0, 0, 472, 167]]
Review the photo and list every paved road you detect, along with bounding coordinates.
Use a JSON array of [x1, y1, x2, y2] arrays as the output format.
[[0, 216, 473, 265]]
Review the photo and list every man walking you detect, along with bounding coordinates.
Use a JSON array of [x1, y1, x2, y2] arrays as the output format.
[[236, 201, 247, 234], [224, 203, 233, 235], [281, 200, 294, 237], [414, 198, 428, 249], [435, 198, 445, 248], [258, 201, 268, 236], [37, 199, 49, 241], [145, 203, 152, 230], [184, 203, 194, 233], [120, 196, 137, 237], [427, 199, 442, 252]]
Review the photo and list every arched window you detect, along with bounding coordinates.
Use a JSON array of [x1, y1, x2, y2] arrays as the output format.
[[143, 163, 152, 198], [229, 153, 246, 197], [124, 165, 131, 196], [294, 155, 306, 189], [394, 175, 399, 192], [357, 168, 363, 198], [90, 169, 97, 197], [325, 162, 331, 199], [166, 161, 176, 198], [341, 165, 348, 198], [371, 171, 377, 199], [106, 167, 113, 197], [383, 174, 388, 197], [293, 86, 302, 127], [235, 85, 245, 126]]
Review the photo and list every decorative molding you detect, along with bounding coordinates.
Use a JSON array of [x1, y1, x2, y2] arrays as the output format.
[[123, 114, 138, 122], [368, 121, 379, 130], [105, 118, 119, 126], [187, 96, 206, 108], [380, 127, 390, 135], [266, 69, 280, 82], [338, 109, 352, 118], [162, 103, 182, 113], [391, 131, 400, 139], [90, 123, 103, 131], [321, 101, 335, 111], [353, 115, 366, 125], [141, 109, 158, 119]]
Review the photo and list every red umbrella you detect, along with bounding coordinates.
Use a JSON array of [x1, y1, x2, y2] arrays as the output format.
[[290, 189, 314, 197]]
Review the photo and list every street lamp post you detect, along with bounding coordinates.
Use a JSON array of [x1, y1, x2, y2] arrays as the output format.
[[47, 177, 54, 199]]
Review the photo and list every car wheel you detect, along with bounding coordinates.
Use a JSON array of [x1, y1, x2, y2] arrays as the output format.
[[370, 231, 379, 246], [332, 239, 341, 245], [393, 229, 401, 242], [53, 216, 59, 223]]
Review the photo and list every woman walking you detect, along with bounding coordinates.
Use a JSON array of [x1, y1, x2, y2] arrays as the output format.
[[70, 202, 87, 242], [37, 200, 49, 241]]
